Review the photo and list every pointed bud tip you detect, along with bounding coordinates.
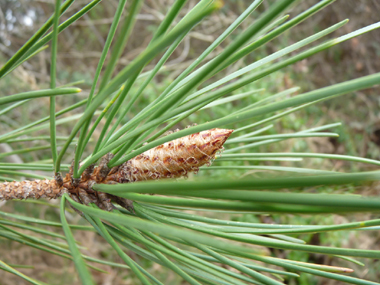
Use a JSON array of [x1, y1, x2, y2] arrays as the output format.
[[210, 128, 234, 144], [213, 128, 234, 138]]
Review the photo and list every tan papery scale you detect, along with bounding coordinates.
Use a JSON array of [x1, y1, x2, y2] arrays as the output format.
[[0, 128, 233, 204]]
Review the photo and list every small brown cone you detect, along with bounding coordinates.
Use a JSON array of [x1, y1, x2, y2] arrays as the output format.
[[114, 128, 233, 182]]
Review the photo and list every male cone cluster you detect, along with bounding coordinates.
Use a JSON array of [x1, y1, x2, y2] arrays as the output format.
[[0, 128, 233, 207]]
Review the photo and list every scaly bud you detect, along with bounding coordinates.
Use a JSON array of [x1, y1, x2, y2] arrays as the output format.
[[113, 128, 233, 182]]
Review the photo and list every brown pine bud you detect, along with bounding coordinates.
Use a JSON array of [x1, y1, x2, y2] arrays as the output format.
[[116, 128, 233, 182]]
